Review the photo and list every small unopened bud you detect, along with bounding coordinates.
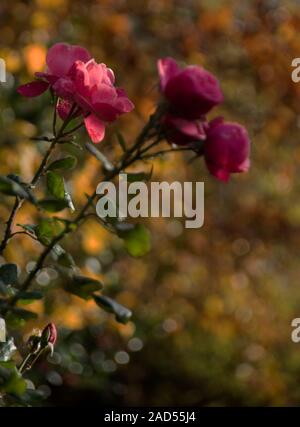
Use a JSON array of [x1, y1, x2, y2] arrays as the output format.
[[41, 323, 57, 353]]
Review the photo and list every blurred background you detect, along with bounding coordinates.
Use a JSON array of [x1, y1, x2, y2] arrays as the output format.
[[1, 0, 300, 406]]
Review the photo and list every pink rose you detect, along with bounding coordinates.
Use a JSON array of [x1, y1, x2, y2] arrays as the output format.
[[69, 59, 134, 143], [204, 118, 250, 182], [163, 114, 206, 146], [18, 43, 91, 98], [158, 57, 224, 119], [17, 43, 134, 143]]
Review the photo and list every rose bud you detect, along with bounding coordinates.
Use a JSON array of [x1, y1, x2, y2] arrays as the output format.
[[158, 57, 224, 119], [163, 114, 206, 146], [204, 118, 250, 182], [41, 323, 57, 353]]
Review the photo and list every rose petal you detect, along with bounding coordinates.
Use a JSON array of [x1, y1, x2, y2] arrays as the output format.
[[35, 72, 58, 85], [165, 115, 206, 140], [234, 157, 250, 173], [207, 116, 224, 130], [84, 114, 105, 143], [206, 162, 230, 182], [52, 77, 75, 99], [106, 66, 115, 84], [70, 60, 91, 102], [17, 80, 49, 97], [157, 57, 179, 91], [46, 43, 91, 77], [90, 102, 120, 122], [57, 99, 81, 120], [165, 66, 224, 118], [115, 88, 135, 113]]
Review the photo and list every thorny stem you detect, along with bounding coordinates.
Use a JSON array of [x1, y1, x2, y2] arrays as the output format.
[[18, 347, 46, 375], [52, 97, 58, 138], [7, 233, 66, 311], [30, 138, 58, 187], [0, 102, 78, 256], [18, 353, 33, 375], [61, 120, 85, 138], [2, 105, 196, 313], [0, 198, 20, 255], [3, 116, 157, 311]]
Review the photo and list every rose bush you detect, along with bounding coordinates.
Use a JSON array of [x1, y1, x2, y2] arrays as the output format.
[[0, 45, 251, 406]]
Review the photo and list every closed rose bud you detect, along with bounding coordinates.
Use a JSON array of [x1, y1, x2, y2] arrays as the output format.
[[204, 118, 250, 182], [41, 323, 57, 347], [158, 57, 224, 119], [162, 114, 206, 146]]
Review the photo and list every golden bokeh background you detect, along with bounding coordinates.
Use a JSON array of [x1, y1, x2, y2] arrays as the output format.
[[1, 0, 300, 406]]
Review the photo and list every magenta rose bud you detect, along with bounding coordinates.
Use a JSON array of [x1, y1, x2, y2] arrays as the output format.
[[158, 57, 224, 119], [163, 114, 206, 146], [41, 322, 57, 346], [204, 118, 250, 182]]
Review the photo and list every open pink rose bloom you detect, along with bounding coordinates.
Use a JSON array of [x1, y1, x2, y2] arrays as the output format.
[[157, 57, 250, 181], [18, 43, 134, 143]]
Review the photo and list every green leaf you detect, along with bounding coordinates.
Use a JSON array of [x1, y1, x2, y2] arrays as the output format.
[[0, 338, 16, 362], [46, 171, 75, 211], [17, 291, 43, 301], [47, 156, 77, 171], [58, 252, 75, 268], [0, 176, 28, 199], [0, 318, 6, 342], [39, 198, 69, 212], [17, 224, 36, 235], [64, 275, 103, 300], [0, 264, 18, 286], [0, 365, 26, 397], [116, 132, 127, 152], [94, 294, 132, 324], [0, 281, 8, 297], [51, 244, 76, 269], [0, 361, 15, 369], [10, 308, 38, 320], [5, 308, 37, 328], [117, 224, 151, 257], [0, 176, 33, 201], [36, 218, 63, 246], [46, 171, 65, 200], [64, 190, 75, 211]]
